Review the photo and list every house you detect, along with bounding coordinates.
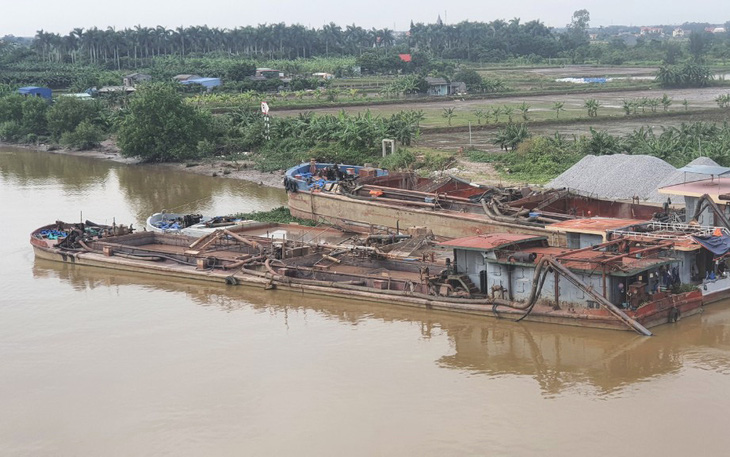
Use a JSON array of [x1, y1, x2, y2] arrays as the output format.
[[449, 81, 467, 95], [312, 72, 334, 80], [255, 68, 284, 79], [123, 73, 151, 87], [672, 28, 686, 38], [59, 93, 93, 100], [17, 86, 52, 101], [640, 27, 664, 36], [172, 74, 202, 82], [425, 77, 449, 96], [179, 77, 222, 91], [97, 86, 135, 94]]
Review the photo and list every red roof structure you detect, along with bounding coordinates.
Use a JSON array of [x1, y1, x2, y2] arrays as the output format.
[[398, 54, 412, 62], [438, 233, 546, 251], [545, 218, 647, 235]]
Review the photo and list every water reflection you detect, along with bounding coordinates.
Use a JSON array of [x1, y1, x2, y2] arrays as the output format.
[[114, 164, 285, 223], [0, 148, 286, 225], [0, 148, 112, 189], [33, 258, 730, 397]]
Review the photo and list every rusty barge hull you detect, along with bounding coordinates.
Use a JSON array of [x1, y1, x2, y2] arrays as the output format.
[[288, 191, 568, 246], [31, 232, 703, 333]]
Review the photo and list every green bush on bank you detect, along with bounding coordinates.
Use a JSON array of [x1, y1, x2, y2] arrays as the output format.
[[117, 83, 214, 162], [60, 120, 105, 150]]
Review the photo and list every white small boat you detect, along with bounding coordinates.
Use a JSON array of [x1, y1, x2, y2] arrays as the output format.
[[146, 212, 248, 238]]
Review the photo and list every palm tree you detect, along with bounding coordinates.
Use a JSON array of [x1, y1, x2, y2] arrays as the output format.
[[175, 26, 186, 57], [661, 94, 673, 111], [584, 99, 600, 117], [442, 107, 457, 126], [518, 102, 530, 121], [473, 109, 488, 125], [494, 123, 530, 151], [621, 100, 633, 116], [503, 105, 515, 123], [552, 101, 565, 119], [491, 106, 503, 123], [648, 98, 661, 113], [322, 22, 342, 56]]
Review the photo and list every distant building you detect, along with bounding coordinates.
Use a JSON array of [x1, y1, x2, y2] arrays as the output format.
[[97, 86, 135, 94], [172, 74, 202, 82], [179, 77, 222, 91], [312, 72, 334, 80], [123, 73, 151, 87], [255, 68, 284, 79], [672, 28, 686, 38], [449, 81, 467, 95], [59, 93, 93, 100], [640, 27, 664, 36], [425, 77, 449, 96], [17, 86, 52, 100]]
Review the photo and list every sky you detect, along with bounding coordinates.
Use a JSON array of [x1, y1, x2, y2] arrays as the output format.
[[2, 0, 729, 37]]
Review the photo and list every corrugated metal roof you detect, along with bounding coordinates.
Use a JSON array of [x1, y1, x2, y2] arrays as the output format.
[[439, 233, 546, 251], [677, 165, 730, 176], [659, 177, 730, 202]]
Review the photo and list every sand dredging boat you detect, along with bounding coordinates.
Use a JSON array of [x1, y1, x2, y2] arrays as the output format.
[[32, 214, 730, 335], [284, 162, 675, 245]]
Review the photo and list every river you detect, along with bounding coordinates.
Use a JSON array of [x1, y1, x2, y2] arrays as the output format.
[[2, 147, 730, 456]]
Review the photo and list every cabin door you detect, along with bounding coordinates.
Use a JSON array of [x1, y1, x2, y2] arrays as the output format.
[[479, 270, 488, 294]]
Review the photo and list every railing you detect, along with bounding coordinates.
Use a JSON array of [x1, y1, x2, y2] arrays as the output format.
[[608, 221, 730, 241]]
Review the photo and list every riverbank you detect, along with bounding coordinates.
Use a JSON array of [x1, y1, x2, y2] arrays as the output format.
[[0, 140, 287, 189]]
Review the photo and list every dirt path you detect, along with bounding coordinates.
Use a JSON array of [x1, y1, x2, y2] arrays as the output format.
[[283, 87, 725, 118]]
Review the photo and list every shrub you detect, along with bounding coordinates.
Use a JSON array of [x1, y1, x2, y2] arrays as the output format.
[[117, 83, 213, 162], [47, 97, 104, 140], [60, 120, 105, 150], [379, 150, 416, 170], [0, 120, 25, 142]]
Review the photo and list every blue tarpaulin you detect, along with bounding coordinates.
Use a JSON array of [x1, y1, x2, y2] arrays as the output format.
[[18, 86, 52, 100], [692, 234, 730, 257]]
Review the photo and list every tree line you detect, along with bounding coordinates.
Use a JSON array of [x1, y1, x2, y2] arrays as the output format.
[[21, 12, 593, 69]]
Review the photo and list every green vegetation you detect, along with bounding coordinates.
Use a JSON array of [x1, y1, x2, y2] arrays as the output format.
[[0, 95, 48, 142], [468, 122, 730, 183], [3, 12, 730, 177], [117, 83, 214, 161], [716, 94, 730, 108], [231, 206, 316, 226], [656, 62, 713, 88]]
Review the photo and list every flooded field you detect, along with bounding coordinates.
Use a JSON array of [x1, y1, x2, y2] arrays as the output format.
[[2, 147, 730, 456]]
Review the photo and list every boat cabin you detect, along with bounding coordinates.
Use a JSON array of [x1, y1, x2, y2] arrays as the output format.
[[439, 233, 686, 310]]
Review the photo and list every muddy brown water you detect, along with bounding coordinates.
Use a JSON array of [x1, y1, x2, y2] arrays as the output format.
[[2, 147, 730, 456]]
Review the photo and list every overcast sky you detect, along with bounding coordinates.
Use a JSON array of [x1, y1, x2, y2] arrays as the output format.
[[2, 0, 728, 37]]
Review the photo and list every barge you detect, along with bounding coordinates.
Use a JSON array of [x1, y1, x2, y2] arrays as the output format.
[[32, 217, 730, 335], [284, 162, 671, 245]]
